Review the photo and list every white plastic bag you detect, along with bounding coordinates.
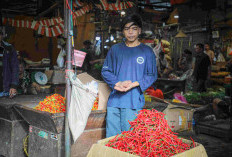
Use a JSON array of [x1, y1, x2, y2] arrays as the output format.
[[67, 71, 98, 142], [57, 49, 66, 68]]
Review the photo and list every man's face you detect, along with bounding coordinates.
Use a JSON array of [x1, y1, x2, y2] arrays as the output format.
[[195, 46, 202, 53], [123, 22, 141, 42], [204, 44, 210, 51]]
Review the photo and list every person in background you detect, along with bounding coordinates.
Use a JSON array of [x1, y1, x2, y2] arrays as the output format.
[[80, 40, 94, 72], [204, 43, 214, 87], [178, 49, 193, 74], [101, 14, 157, 137], [0, 29, 19, 98], [193, 43, 211, 92], [18, 59, 31, 94], [157, 51, 172, 78], [204, 43, 215, 65]]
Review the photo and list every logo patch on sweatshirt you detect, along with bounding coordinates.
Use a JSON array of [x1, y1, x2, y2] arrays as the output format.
[[137, 57, 144, 64]]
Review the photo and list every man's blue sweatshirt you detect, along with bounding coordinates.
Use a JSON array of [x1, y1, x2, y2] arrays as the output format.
[[101, 42, 157, 109]]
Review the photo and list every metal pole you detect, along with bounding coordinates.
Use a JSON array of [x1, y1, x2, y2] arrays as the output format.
[[64, 0, 71, 156]]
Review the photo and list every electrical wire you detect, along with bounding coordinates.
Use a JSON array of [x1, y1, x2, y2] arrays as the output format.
[[23, 135, 29, 156], [163, 88, 176, 95]]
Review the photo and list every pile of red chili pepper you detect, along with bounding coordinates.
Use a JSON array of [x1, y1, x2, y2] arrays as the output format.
[[105, 109, 195, 157], [34, 94, 66, 113]]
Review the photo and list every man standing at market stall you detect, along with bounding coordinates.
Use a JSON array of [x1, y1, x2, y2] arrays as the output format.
[[204, 43, 215, 65], [0, 28, 19, 98], [193, 43, 210, 92], [204, 43, 215, 87], [80, 40, 94, 72], [101, 14, 157, 137]]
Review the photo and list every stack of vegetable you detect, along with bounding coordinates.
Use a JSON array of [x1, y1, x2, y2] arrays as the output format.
[[106, 109, 194, 157], [211, 72, 230, 77], [184, 88, 225, 105], [92, 96, 99, 110], [34, 94, 66, 113]]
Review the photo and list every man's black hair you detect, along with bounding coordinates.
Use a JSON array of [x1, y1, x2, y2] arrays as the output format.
[[121, 14, 142, 31], [196, 43, 204, 49], [83, 40, 92, 46]]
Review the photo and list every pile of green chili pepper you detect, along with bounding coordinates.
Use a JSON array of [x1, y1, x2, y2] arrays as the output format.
[[106, 109, 195, 157]]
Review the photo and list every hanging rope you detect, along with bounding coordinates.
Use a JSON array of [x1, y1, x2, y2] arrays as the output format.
[[66, 0, 74, 15]]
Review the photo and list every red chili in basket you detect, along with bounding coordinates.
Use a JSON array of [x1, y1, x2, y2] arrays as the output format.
[[105, 109, 195, 157]]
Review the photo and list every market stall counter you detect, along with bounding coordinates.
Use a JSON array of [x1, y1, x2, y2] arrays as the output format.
[[0, 94, 106, 157], [0, 94, 46, 157], [0, 103, 28, 157]]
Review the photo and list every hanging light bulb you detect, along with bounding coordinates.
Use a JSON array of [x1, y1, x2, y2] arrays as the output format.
[[121, 11, 126, 16], [96, 36, 100, 40], [174, 15, 179, 19]]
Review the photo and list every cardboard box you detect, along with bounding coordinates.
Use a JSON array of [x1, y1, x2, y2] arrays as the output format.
[[87, 136, 208, 157], [144, 95, 194, 131], [77, 72, 111, 110], [45, 70, 66, 84], [163, 104, 194, 132]]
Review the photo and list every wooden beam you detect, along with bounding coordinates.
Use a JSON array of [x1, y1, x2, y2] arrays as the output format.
[[138, 3, 172, 9], [35, 1, 62, 20]]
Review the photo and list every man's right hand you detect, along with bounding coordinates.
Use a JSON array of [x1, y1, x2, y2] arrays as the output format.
[[114, 80, 132, 92]]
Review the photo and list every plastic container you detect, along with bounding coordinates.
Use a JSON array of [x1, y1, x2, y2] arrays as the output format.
[[72, 49, 87, 67]]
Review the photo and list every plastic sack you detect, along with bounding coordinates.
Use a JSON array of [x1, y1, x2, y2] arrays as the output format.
[[180, 69, 193, 80], [67, 71, 98, 142], [145, 87, 164, 99], [173, 93, 187, 103], [57, 49, 66, 68]]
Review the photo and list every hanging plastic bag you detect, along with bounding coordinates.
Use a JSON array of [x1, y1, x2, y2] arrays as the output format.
[[173, 93, 188, 103], [57, 49, 66, 68], [67, 71, 98, 142]]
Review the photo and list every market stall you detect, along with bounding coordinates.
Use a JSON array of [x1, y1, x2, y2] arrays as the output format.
[[1, 0, 232, 157]]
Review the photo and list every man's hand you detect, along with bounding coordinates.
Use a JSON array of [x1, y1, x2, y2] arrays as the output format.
[[114, 81, 126, 92], [9, 88, 17, 98], [121, 80, 132, 88], [114, 81, 139, 92]]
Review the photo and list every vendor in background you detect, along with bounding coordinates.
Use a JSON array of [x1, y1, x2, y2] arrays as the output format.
[[178, 49, 193, 74], [157, 51, 172, 78], [204, 43, 214, 87], [0, 29, 19, 98], [204, 43, 215, 65], [18, 60, 31, 94], [101, 14, 157, 137], [80, 40, 94, 72], [193, 43, 211, 92]]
